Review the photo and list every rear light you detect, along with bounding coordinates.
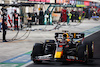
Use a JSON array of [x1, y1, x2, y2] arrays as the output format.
[[66, 59, 71, 61], [59, 45, 63, 47]]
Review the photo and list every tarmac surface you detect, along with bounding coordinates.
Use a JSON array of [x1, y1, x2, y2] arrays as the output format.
[[0, 19, 100, 67], [27, 30, 100, 67]]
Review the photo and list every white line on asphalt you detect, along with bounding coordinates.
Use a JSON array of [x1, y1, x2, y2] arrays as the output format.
[[85, 30, 100, 38], [20, 61, 33, 67]]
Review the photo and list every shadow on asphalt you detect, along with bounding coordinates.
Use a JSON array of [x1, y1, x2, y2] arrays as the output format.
[[30, 59, 99, 67]]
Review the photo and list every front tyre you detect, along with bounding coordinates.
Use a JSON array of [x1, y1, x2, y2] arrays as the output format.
[[78, 44, 89, 63], [31, 43, 43, 64]]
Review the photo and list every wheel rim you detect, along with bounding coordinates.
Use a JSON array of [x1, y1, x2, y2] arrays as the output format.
[[92, 42, 94, 53], [84, 45, 89, 62]]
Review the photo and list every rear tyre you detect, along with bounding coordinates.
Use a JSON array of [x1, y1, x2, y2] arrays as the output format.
[[78, 44, 89, 63], [84, 45, 89, 63], [78, 45, 85, 60], [83, 41, 94, 59]]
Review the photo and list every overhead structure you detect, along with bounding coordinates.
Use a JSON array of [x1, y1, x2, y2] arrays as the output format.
[[85, 0, 100, 3], [44, 4, 86, 25], [0, 2, 65, 7]]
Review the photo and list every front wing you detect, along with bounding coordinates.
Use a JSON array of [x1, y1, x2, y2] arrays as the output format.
[[33, 55, 85, 62]]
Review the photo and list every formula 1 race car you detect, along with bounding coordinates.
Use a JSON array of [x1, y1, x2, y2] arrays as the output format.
[[31, 31, 94, 64]]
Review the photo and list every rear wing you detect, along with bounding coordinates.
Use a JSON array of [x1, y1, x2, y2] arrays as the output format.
[[55, 33, 85, 39]]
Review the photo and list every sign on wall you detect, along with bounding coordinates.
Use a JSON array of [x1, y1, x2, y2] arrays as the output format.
[[63, 0, 69, 4], [46, 0, 50, 3], [41, 0, 45, 2], [56, 0, 64, 3], [35, 0, 41, 1], [69, 0, 76, 5], [56, 0, 70, 4], [84, 1, 90, 6], [29, 0, 34, 1], [29, 0, 50, 3]]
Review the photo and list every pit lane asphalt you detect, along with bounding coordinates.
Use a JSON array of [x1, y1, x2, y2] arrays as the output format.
[[26, 31, 100, 67]]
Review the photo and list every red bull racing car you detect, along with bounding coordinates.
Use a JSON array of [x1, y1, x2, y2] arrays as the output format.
[[31, 31, 94, 64]]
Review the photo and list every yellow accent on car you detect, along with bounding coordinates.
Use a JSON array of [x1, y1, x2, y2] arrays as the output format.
[[66, 39, 70, 42], [46, 40, 49, 42], [74, 33, 76, 38], [92, 42, 94, 52], [77, 41, 80, 43], [54, 52, 62, 58], [63, 33, 69, 38]]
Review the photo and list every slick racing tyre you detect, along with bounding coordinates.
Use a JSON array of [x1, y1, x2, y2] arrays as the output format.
[[84, 45, 89, 63], [78, 44, 84, 60], [83, 41, 94, 59], [78, 44, 89, 63], [31, 43, 43, 64]]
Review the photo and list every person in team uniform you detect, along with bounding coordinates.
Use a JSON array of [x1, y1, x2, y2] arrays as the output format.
[[70, 10, 76, 22], [0, 11, 2, 32], [2, 12, 8, 42], [61, 8, 67, 22], [39, 8, 44, 25], [13, 10, 20, 30], [27, 13, 32, 28]]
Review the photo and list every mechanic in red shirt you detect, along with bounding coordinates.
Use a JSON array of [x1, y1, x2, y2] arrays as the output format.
[[61, 8, 67, 22]]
